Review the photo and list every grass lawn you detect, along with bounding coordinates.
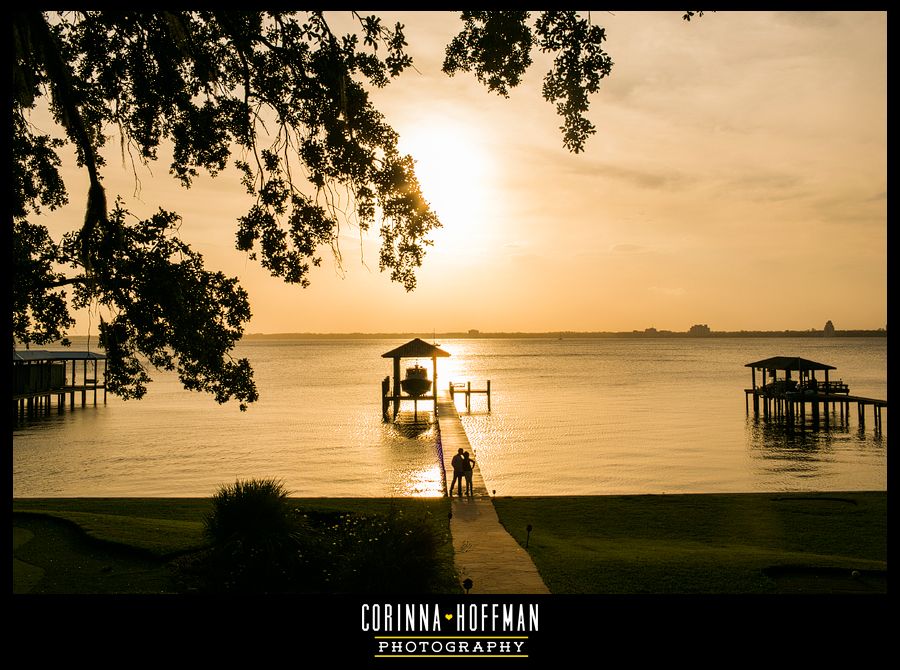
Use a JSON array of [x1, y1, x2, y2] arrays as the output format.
[[492, 491, 887, 594], [13, 497, 456, 594], [13, 492, 886, 595]]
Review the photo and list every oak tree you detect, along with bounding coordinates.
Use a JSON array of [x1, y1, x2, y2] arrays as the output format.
[[12, 11, 696, 408]]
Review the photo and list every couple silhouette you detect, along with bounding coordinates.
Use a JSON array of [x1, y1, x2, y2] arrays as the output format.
[[450, 448, 475, 496]]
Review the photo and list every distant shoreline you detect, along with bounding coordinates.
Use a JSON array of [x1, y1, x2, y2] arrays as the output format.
[[238, 330, 888, 340], [43, 329, 888, 345]]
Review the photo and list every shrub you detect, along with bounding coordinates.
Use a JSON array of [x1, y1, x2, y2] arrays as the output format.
[[204, 477, 294, 544], [200, 478, 307, 593], [189, 480, 454, 593]]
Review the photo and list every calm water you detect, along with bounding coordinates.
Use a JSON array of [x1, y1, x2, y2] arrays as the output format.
[[12, 337, 887, 498]]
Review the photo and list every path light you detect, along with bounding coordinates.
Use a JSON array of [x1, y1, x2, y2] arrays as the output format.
[[463, 578, 473, 594], [526, 524, 533, 548]]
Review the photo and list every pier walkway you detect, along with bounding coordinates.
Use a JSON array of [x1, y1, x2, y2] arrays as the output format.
[[436, 393, 550, 595]]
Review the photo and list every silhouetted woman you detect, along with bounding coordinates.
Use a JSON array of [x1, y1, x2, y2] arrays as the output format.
[[463, 451, 475, 496], [450, 448, 465, 496]]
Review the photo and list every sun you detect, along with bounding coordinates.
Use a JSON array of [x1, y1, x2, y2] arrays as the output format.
[[397, 115, 495, 256]]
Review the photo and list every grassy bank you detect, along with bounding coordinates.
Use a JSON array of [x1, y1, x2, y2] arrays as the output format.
[[13, 497, 457, 594], [493, 491, 887, 594], [13, 491, 887, 594]]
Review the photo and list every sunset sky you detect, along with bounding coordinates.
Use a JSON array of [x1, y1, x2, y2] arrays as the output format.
[[37, 11, 887, 335]]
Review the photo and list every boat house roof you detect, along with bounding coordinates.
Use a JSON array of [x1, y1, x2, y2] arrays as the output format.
[[381, 338, 450, 360], [744, 356, 835, 371], [13, 350, 107, 362]]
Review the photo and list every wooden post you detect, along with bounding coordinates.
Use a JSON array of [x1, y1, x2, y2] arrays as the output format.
[[392, 357, 401, 420], [487, 380, 491, 412], [466, 381, 471, 412], [751, 367, 759, 415], [432, 355, 438, 415]]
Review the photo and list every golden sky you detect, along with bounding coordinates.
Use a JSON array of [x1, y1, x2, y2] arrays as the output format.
[[36, 11, 887, 334]]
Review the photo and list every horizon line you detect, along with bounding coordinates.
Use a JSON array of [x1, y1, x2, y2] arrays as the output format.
[[52, 327, 889, 339]]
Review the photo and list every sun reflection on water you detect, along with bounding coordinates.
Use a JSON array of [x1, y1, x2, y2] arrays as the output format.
[[399, 464, 444, 497]]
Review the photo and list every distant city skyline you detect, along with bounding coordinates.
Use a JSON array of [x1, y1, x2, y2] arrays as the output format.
[[34, 11, 887, 336]]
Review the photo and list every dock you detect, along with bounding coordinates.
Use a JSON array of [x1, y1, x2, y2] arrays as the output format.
[[436, 390, 550, 594], [449, 380, 491, 412], [376, 337, 544, 592], [745, 389, 887, 432], [13, 350, 107, 423], [381, 338, 450, 422], [744, 356, 887, 433]]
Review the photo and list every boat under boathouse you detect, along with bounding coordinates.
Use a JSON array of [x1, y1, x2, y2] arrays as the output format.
[[744, 356, 887, 432], [381, 338, 450, 422]]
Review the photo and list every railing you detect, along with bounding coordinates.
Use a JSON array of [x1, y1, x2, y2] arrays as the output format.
[[761, 380, 849, 396]]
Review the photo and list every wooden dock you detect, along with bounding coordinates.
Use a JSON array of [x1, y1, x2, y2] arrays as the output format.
[[437, 394, 489, 498], [14, 384, 107, 418], [745, 389, 887, 432], [435, 389, 550, 594], [743, 356, 886, 433], [449, 380, 491, 413], [13, 350, 107, 423]]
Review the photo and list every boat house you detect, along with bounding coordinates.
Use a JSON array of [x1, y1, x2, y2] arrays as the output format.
[[744, 356, 885, 431], [13, 350, 107, 420], [381, 338, 450, 422]]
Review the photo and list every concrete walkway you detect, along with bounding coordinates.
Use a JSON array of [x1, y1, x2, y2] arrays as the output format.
[[436, 394, 550, 594]]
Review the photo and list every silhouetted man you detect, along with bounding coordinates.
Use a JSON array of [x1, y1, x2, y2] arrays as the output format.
[[450, 448, 465, 496]]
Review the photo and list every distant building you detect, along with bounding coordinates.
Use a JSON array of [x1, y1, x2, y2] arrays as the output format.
[[823, 320, 836, 337], [644, 327, 658, 335], [688, 324, 711, 336], [468, 329, 480, 335]]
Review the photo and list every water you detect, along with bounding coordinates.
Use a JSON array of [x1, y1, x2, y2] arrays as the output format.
[[12, 337, 887, 498]]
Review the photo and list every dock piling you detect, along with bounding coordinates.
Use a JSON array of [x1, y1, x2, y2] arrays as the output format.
[[449, 380, 491, 414]]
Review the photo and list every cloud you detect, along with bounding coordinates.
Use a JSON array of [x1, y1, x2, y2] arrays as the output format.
[[711, 170, 808, 203], [519, 145, 693, 191]]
